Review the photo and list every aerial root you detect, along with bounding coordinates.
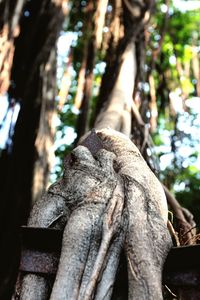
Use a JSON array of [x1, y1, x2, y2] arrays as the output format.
[[49, 178, 125, 300], [163, 185, 196, 245], [82, 178, 124, 300]]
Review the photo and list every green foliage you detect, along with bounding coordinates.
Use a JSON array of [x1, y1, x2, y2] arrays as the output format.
[[149, 1, 200, 225], [151, 132, 165, 146], [54, 0, 200, 226], [176, 172, 200, 228]]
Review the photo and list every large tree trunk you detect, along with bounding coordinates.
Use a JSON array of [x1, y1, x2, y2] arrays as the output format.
[[0, 1, 68, 298]]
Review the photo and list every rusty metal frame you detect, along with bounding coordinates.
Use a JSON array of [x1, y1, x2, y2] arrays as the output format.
[[19, 226, 200, 277], [19, 228, 200, 300]]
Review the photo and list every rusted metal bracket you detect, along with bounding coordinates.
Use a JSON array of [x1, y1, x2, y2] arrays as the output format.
[[19, 226, 62, 275], [18, 226, 200, 299], [19, 226, 200, 279], [163, 244, 200, 298]]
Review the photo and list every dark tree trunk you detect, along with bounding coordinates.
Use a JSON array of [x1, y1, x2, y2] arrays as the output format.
[[0, 1, 68, 298]]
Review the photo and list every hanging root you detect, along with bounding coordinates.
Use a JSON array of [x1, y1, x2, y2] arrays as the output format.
[[97, 129, 172, 300], [163, 185, 196, 245], [50, 177, 125, 300], [167, 220, 180, 246], [82, 178, 125, 300]]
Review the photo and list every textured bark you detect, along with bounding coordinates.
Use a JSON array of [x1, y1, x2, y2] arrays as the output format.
[[20, 128, 172, 300], [98, 129, 171, 300], [32, 48, 57, 205]]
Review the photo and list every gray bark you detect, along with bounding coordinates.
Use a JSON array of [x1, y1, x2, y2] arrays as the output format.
[[95, 42, 136, 136], [20, 128, 172, 300]]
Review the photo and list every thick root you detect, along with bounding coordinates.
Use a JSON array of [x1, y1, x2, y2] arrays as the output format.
[[19, 129, 172, 300]]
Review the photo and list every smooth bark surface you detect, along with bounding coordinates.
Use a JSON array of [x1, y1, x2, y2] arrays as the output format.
[[95, 42, 136, 136]]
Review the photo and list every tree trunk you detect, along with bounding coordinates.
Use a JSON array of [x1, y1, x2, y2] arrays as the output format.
[[94, 41, 136, 136], [75, 0, 109, 141], [19, 128, 172, 300], [0, 1, 68, 298], [32, 48, 57, 205]]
